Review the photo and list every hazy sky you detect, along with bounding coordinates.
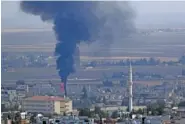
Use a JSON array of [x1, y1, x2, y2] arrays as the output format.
[[2, 1, 185, 29]]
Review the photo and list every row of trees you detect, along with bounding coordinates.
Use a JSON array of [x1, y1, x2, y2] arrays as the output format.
[[179, 55, 185, 64], [1, 102, 20, 112], [2, 54, 49, 69], [111, 105, 164, 118], [178, 101, 185, 107], [112, 71, 163, 79], [78, 107, 108, 118], [86, 58, 161, 67], [110, 108, 145, 119], [86, 55, 185, 67], [146, 101, 165, 115], [78, 103, 165, 119], [1, 112, 21, 124]]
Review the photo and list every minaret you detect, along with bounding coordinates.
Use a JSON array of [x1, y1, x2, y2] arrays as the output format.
[[128, 61, 133, 113]]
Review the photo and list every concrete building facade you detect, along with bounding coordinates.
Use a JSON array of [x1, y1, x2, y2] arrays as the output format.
[[22, 96, 72, 114]]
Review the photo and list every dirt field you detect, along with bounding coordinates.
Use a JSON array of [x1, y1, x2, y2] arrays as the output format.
[[2, 30, 185, 58], [2, 28, 52, 33], [2, 65, 184, 83], [134, 80, 162, 86]]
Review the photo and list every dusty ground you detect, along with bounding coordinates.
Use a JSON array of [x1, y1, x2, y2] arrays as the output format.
[[2, 30, 185, 58], [2, 65, 184, 83], [134, 80, 162, 86]]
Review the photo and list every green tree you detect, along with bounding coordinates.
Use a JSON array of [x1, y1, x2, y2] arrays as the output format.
[[99, 111, 108, 118], [16, 80, 25, 85], [30, 114, 36, 123], [126, 107, 129, 112], [78, 107, 108, 118], [111, 111, 119, 119], [78, 108, 91, 117], [147, 101, 165, 115], [1, 104, 7, 112], [103, 96, 107, 105], [135, 108, 144, 114], [82, 86, 88, 99], [94, 106, 101, 114], [14, 112, 21, 124], [149, 58, 158, 65], [156, 106, 164, 115], [178, 101, 185, 107], [179, 55, 185, 64]]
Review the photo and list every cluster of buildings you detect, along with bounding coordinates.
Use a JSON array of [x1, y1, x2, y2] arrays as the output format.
[[2, 63, 185, 110], [2, 82, 29, 101], [3, 62, 185, 124]]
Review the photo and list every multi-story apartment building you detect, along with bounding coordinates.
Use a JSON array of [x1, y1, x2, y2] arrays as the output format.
[[7, 89, 17, 101], [22, 96, 72, 114], [1, 88, 9, 102], [1, 87, 17, 102], [16, 84, 29, 100]]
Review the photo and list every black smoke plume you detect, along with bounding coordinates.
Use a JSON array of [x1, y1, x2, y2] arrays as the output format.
[[20, 1, 135, 96]]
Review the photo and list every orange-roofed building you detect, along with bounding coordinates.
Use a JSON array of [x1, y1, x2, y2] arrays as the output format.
[[22, 96, 72, 115]]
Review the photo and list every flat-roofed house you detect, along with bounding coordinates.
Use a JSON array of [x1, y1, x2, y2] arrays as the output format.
[[22, 96, 72, 115]]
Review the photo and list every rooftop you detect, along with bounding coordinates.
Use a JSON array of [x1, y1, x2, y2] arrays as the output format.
[[24, 96, 68, 101]]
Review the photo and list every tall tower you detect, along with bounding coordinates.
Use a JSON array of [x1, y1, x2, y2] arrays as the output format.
[[128, 62, 133, 113]]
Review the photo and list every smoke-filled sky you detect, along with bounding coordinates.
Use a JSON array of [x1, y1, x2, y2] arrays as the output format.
[[19, 1, 137, 96], [2, 1, 185, 29]]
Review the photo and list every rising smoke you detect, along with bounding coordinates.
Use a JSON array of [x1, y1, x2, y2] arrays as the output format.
[[20, 1, 135, 96]]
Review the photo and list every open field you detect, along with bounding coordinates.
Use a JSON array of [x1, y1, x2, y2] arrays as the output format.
[[2, 28, 52, 33], [134, 80, 162, 86], [2, 65, 185, 83], [2, 30, 185, 58], [2, 44, 55, 52]]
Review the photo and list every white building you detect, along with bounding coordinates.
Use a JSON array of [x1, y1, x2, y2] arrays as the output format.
[[22, 96, 72, 114], [7, 89, 17, 101]]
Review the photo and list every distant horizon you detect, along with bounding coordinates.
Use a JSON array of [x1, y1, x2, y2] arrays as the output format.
[[2, 26, 185, 33], [2, 1, 185, 29]]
